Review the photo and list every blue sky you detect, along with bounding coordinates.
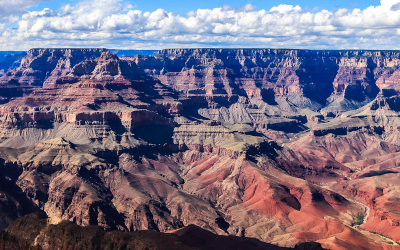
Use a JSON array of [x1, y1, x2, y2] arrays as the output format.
[[1, 0, 400, 50], [30, 0, 379, 13]]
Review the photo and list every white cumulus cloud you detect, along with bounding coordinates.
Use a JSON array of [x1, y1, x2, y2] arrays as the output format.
[[0, 0, 44, 21], [2, 0, 400, 50]]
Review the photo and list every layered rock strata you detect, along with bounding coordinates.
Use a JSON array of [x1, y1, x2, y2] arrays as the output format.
[[0, 48, 400, 249]]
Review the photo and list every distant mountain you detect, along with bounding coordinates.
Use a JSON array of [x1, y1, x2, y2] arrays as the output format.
[[0, 51, 26, 77]]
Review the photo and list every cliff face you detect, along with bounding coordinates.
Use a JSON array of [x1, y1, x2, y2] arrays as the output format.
[[0, 48, 400, 249], [135, 49, 337, 103], [135, 49, 400, 113], [0, 48, 107, 87]]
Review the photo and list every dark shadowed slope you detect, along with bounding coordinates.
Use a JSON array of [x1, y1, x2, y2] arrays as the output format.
[[0, 213, 325, 250]]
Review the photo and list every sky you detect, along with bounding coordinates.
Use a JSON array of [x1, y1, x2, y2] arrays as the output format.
[[29, 0, 379, 14], [2, 0, 400, 50]]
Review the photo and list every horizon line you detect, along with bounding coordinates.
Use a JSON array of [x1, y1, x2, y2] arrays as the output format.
[[3, 47, 400, 52]]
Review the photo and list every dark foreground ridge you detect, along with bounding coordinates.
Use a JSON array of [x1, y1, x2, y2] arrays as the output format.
[[0, 213, 324, 250]]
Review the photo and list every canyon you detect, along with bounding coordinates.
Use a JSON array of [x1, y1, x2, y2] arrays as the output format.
[[0, 48, 400, 249]]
